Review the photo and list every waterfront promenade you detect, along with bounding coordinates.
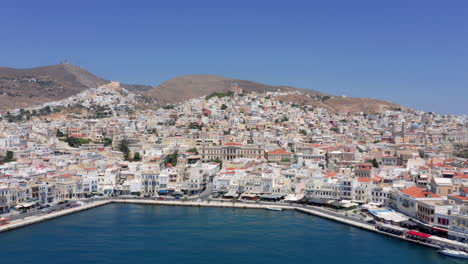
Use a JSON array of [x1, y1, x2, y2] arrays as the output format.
[[0, 198, 464, 251]]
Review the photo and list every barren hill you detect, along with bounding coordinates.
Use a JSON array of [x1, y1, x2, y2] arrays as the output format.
[[0, 64, 151, 111], [0, 64, 408, 113], [146, 74, 328, 105], [146, 74, 406, 113], [0, 64, 108, 110]]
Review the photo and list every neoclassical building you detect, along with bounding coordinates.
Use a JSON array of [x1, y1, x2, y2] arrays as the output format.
[[200, 143, 263, 161]]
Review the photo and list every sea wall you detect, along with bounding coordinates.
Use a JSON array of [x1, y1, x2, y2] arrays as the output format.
[[0, 200, 111, 233]]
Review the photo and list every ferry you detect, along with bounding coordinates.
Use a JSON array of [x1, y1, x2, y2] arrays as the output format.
[[438, 248, 468, 259], [266, 207, 283, 211]]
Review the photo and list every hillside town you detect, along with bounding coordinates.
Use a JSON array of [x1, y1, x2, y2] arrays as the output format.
[[0, 82, 467, 244]]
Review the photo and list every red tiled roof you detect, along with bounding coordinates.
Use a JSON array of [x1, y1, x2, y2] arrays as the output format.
[[400, 187, 441, 198], [450, 195, 468, 201], [357, 177, 372, 183], [224, 142, 242, 146], [268, 149, 291, 155]]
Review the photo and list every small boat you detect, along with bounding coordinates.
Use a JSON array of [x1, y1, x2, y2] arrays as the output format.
[[438, 248, 468, 259], [266, 207, 283, 211]]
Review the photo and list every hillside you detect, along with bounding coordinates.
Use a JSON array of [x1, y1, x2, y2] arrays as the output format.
[[0, 65, 407, 113], [0, 64, 152, 111], [145, 74, 406, 113], [146, 74, 328, 105], [0, 64, 108, 110]]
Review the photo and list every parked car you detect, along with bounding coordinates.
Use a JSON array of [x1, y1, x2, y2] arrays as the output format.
[[158, 197, 165, 200]]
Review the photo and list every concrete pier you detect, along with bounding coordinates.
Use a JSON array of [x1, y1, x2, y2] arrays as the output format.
[[0, 200, 111, 233]]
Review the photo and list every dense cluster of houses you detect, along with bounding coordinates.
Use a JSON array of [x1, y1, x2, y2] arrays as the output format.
[[0, 82, 467, 241]]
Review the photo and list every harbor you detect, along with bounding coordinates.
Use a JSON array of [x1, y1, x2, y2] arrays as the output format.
[[1, 198, 466, 255]]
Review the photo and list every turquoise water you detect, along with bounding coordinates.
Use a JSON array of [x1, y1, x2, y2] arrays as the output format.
[[0, 204, 463, 264]]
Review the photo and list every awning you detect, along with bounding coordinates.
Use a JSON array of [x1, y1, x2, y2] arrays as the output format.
[[224, 190, 238, 197], [407, 230, 431, 238], [20, 202, 36, 208], [159, 190, 167, 193], [432, 227, 448, 233], [241, 193, 258, 198], [260, 193, 286, 199]]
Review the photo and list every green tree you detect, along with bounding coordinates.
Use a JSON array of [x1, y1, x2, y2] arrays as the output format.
[[3, 151, 15, 162], [371, 158, 379, 168], [133, 152, 142, 161], [187, 148, 199, 154], [119, 140, 130, 161], [165, 151, 179, 166], [103, 137, 113, 146], [221, 104, 227, 110], [56, 129, 65, 137], [65, 136, 92, 148]]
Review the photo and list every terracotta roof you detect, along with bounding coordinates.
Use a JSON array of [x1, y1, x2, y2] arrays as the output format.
[[400, 187, 441, 198], [268, 149, 291, 155], [357, 177, 372, 183], [450, 195, 468, 201], [224, 142, 242, 146]]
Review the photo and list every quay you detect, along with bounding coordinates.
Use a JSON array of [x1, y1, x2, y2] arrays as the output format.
[[0, 198, 462, 250], [0, 200, 111, 233]]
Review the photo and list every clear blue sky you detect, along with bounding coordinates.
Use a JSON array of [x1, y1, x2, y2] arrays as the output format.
[[1, 0, 467, 115]]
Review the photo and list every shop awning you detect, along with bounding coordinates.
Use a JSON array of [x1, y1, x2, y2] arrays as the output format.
[[407, 230, 431, 238], [432, 227, 448, 233]]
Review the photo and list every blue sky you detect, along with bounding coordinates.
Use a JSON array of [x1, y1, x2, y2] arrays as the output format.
[[1, 0, 467, 114]]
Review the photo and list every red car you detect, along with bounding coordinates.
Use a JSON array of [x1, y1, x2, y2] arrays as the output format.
[[157, 197, 165, 200]]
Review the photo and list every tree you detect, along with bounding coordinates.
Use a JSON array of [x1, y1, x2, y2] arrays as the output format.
[[299, 130, 307, 136], [3, 151, 15, 162], [103, 137, 113, 146], [187, 148, 198, 155], [65, 136, 92, 148], [133, 152, 142, 161], [165, 151, 179, 166], [371, 158, 379, 168], [119, 140, 130, 161], [56, 129, 65, 137], [221, 104, 227, 110]]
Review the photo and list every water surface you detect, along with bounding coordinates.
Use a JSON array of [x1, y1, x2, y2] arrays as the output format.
[[0, 204, 462, 264]]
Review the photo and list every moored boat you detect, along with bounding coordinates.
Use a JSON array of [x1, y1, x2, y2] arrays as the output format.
[[438, 248, 468, 259], [266, 207, 283, 211]]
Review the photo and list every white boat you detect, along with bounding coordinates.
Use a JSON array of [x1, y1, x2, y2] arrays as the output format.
[[438, 248, 468, 259], [266, 207, 283, 211]]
